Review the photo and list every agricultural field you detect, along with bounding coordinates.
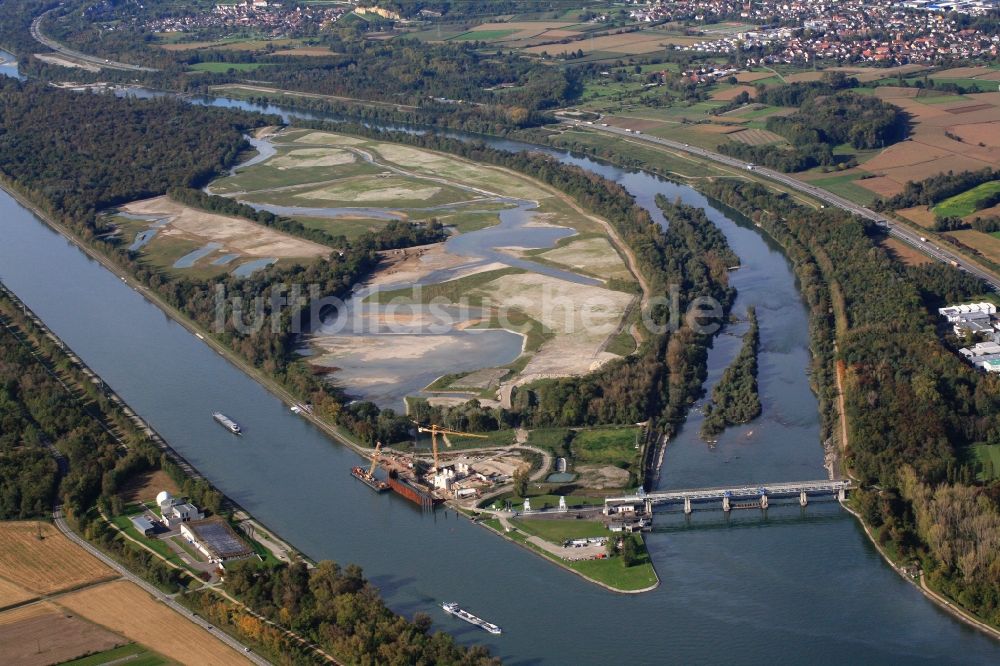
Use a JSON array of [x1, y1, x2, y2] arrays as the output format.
[[57, 581, 249, 665], [932, 181, 1000, 218], [62, 643, 171, 666], [852, 90, 1000, 199], [523, 30, 699, 57], [944, 229, 1000, 264], [0, 522, 115, 596], [0, 602, 126, 666]]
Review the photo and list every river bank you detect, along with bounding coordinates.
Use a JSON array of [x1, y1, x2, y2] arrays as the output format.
[[556, 131, 1000, 640], [3, 85, 1000, 662]]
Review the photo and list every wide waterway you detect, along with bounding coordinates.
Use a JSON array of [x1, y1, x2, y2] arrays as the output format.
[[0, 81, 998, 663]]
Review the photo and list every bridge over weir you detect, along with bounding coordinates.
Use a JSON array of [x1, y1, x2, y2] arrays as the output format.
[[605, 479, 853, 514]]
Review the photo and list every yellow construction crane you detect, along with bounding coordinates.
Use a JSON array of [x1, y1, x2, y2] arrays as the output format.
[[368, 441, 383, 477], [415, 423, 487, 471]]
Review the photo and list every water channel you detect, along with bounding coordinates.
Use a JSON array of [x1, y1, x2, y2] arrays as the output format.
[[0, 70, 998, 662]]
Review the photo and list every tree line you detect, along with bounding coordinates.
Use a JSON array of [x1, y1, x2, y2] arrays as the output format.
[[877, 168, 1000, 211]]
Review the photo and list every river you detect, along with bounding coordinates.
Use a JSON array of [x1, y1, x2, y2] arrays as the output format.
[[0, 71, 998, 662]]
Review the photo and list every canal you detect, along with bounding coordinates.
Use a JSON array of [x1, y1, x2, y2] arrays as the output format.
[[0, 71, 997, 663]]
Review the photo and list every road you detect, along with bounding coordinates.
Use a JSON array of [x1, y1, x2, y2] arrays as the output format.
[[563, 120, 1000, 291], [31, 10, 158, 72], [52, 508, 269, 666]]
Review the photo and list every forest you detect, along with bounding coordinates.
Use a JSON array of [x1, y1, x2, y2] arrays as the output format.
[[0, 79, 259, 220], [698, 178, 1000, 627], [700, 306, 761, 440], [199, 559, 499, 665]]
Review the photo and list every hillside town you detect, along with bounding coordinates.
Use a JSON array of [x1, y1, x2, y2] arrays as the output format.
[[139, 0, 349, 37], [631, 0, 1000, 65]]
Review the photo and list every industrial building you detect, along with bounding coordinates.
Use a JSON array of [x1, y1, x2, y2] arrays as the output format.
[[960, 342, 1000, 372], [130, 515, 157, 537], [180, 517, 255, 565], [938, 302, 999, 339]]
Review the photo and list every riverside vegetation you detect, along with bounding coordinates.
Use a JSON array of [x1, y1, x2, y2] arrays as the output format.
[[700, 307, 761, 440], [699, 178, 1000, 628]]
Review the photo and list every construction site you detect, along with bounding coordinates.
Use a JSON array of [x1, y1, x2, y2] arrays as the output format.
[[351, 424, 532, 509]]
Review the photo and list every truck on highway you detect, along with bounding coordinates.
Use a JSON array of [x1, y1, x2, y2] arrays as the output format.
[[920, 236, 928, 242]]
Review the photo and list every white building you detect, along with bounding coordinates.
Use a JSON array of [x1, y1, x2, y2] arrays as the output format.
[[157, 490, 204, 529]]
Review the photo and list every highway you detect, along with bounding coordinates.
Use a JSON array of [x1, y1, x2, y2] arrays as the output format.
[[30, 10, 158, 72], [563, 120, 1000, 291], [52, 507, 270, 666]]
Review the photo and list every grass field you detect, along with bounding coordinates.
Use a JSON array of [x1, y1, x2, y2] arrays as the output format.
[[189, 62, 270, 73], [58, 580, 249, 665], [450, 29, 519, 41], [933, 181, 1000, 218], [63, 643, 170, 666], [492, 521, 657, 591], [0, 522, 115, 595], [572, 427, 641, 467], [806, 173, 878, 206], [973, 443, 1000, 481], [511, 518, 609, 543]]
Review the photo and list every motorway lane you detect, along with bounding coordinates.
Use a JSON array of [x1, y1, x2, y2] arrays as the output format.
[[52, 508, 270, 666], [562, 120, 1000, 291], [31, 11, 158, 72]]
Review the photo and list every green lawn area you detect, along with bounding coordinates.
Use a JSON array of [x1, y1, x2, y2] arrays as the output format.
[[62, 644, 170, 666], [511, 517, 609, 544], [567, 536, 658, 591], [482, 519, 657, 591], [973, 444, 1000, 481], [188, 62, 270, 73], [294, 215, 389, 239], [732, 104, 793, 120], [527, 427, 573, 457], [449, 29, 519, 41], [808, 173, 878, 206], [572, 426, 641, 467], [497, 493, 605, 511], [933, 181, 1000, 218]]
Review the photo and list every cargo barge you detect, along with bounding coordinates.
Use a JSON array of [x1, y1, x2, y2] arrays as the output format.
[[442, 602, 502, 635], [212, 411, 241, 435], [388, 472, 438, 509], [351, 466, 389, 492]]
